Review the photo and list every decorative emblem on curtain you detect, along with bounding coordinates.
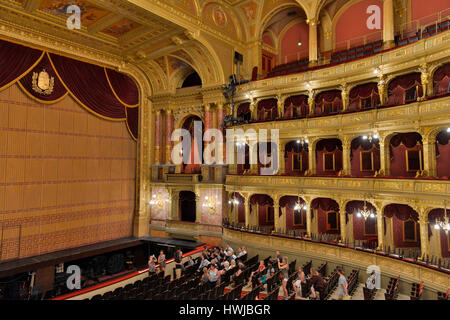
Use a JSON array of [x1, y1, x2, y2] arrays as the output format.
[[32, 69, 54, 94]]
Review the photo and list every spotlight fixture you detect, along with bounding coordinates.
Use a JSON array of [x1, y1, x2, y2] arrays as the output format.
[[434, 201, 449, 233], [298, 41, 302, 47]]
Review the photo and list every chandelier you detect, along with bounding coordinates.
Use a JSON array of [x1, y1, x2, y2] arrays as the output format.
[[293, 194, 307, 211], [356, 199, 375, 220], [296, 137, 309, 146], [434, 202, 450, 233], [362, 132, 379, 143]]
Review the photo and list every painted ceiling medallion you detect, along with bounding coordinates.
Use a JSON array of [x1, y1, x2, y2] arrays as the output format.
[[212, 6, 227, 27], [32, 69, 54, 95]]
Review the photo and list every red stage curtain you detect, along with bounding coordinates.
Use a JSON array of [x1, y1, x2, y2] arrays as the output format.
[[49, 53, 126, 119], [0, 39, 43, 90], [0, 39, 140, 140], [125, 106, 139, 141], [349, 83, 379, 110], [18, 53, 67, 102], [316, 139, 343, 152], [384, 204, 418, 221], [105, 68, 139, 106]]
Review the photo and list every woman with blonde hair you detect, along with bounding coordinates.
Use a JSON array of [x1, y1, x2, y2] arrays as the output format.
[[278, 257, 289, 299]]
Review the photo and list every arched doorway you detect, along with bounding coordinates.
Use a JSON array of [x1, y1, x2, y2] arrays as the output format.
[[179, 191, 196, 222]]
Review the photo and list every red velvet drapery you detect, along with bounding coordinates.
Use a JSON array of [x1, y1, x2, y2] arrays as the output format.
[[316, 139, 343, 152], [0, 38, 139, 140], [237, 102, 251, 118], [314, 90, 342, 114], [284, 95, 308, 118], [390, 132, 422, 148], [311, 198, 339, 211], [257, 98, 277, 120], [384, 204, 418, 221], [433, 63, 450, 94], [250, 194, 273, 206], [0, 39, 43, 90], [349, 83, 380, 110], [387, 73, 422, 105]]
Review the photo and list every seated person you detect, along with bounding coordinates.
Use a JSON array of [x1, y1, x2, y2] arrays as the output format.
[[185, 256, 195, 268], [208, 263, 220, 289], [230, 262, 244, 285], [248, 260, 266, 287], [259, 262, 276, 287]]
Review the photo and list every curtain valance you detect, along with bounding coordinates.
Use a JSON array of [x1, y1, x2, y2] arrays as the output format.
[[0, 39, 139, 140]]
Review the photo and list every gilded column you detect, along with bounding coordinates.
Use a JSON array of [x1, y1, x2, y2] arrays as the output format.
[[307, 138, 318, 175], [417, 209, 430, 257], [341, 136, 351, 175], [308, 18, 319, 65], [304, 197, 312, 237], [374, 202, 385, 250], [249, 141, 258, 174], [422, 135, 437, 177], [278, 141, 285, 175], [154, 110, 162, 164], [169, 192, 179, 220], [273, 196, 280, 232], [165, 109, 174, 164], [338, 200, 347, 242], [378, 133, 390, 176], [195, 189, 202, 224], [244, 196, 250, 227], [217, 103, 225, 164], [383, 0, 395, 48]]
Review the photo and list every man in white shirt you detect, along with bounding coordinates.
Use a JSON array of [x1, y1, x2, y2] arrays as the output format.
[[366, 271, 377, 290]]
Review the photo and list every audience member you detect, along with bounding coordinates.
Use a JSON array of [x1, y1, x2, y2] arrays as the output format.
[[337, 268, 348, 300], [157, 250, 166, 273], [278, 257, 289, 299], [310, 268, 326, 300]]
